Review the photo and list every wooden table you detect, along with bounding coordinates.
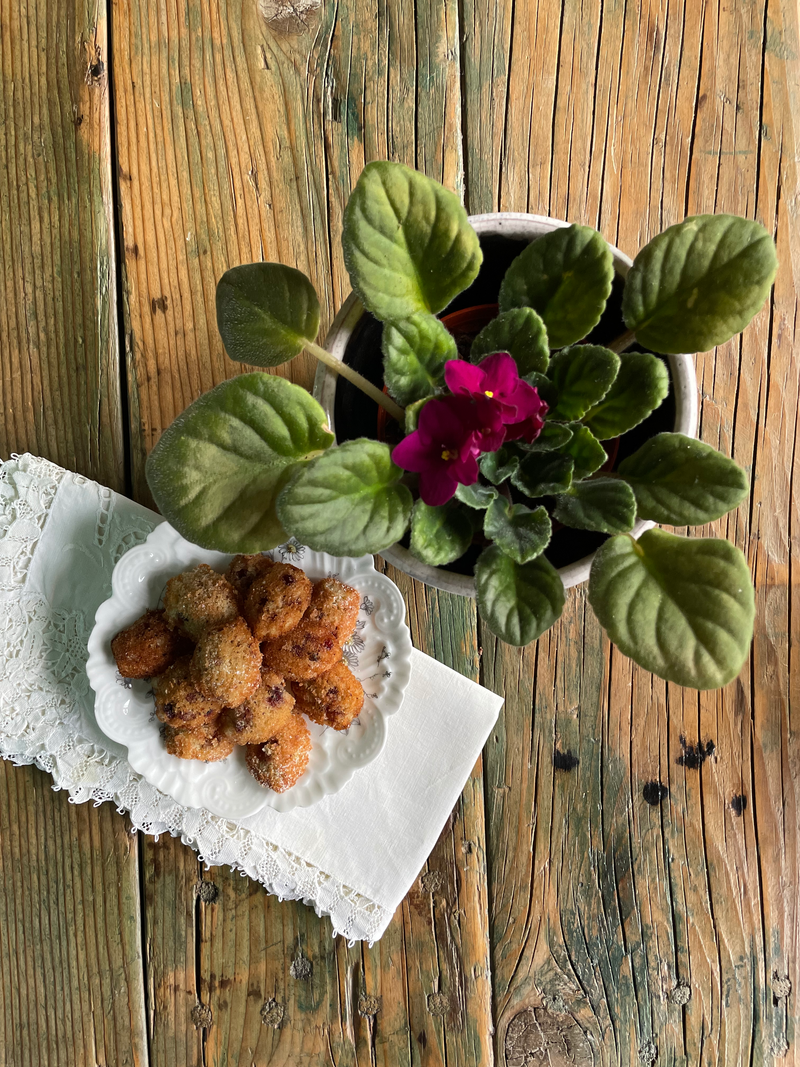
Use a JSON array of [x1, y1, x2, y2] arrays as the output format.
[[1, 1, 798, 1064]]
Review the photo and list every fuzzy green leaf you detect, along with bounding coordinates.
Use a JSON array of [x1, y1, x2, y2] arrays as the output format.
[[553, 478, 637, 534], [588, 529, 755, 688], [498, 224, 615, 348], [561, 424, 608, 480], [480, 447, 521, 485], [404, 397, 430, 434], [618, 433, 750, 524], [483, 499, 552, 564], [519, 422, 574, 452], [583, 352, 669, 440], [475, 546, 565, 647], [216, 263, 320, 367], [546, 345, 621, 421], [341, 161, 483, 321], [146, 373, 334, 553], [382, 312, 457, 405], [512, 452, 574, 498], [277, 439, 413, 555], [622, 214, 778, 354], [455, 482, 500, 509], [409, 500, 475, 566], [523, 371, 559, 409], [470, 307, 550, 374]]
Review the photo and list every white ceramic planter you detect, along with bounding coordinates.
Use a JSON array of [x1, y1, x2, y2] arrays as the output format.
[[314, 212, 699, 597]]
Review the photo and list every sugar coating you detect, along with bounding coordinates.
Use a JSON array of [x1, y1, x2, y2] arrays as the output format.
[[162, 720, 236, 762], [304, 578, 360, 642], [163, 564, 240, 640], [220, 668, 296, 745], [191, 617, 262, 705], [226, 553, 275, 602], [245, 714, 312, 792], [111, 608, 188, 678], [262, 619, 340, 681], [293, 661, 364, 731], [153, 656, 225, 727], [244, 563, 313, 641]]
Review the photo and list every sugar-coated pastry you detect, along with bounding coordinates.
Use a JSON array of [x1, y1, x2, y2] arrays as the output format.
[[219, 668, 295, 745], [304, 578, 361, 642], [163, 564, 240, 640], [111, 608, 189, 678], [152, 656, 225, 727], [262, 619, 340, 681], [293, 661, 364, 731], [245, 714, 312, 792], [191, 617, 261, 705], [162, 721, 236, 762], [226, 553, 275, 602], [243, 563, 313, 641]]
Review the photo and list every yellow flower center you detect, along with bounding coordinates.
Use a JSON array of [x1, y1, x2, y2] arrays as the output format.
[[484, 390, 494, 397], [441, 448, 458, 461]]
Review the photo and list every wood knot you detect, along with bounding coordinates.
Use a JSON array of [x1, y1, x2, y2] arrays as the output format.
[[504, 1006, 591, 1066], [676, 736, 714, 769], [731, 793, 747, 816], [642, 781, 669, 806], [772, 972, 792, 1000], [195, 880, 218, 903], [638, 1039, 658, 1065], [358, 994, 381, 1017], [421, 871, 443, 893], [191, 1003, 212, 1029], [290, 951, 312, 981], [669, 983, 691, 1005], [426, 992, 449, 1017], [553, 748, 579, 771], [259, 0, 321, 34], [260, 997, 285, 1028]]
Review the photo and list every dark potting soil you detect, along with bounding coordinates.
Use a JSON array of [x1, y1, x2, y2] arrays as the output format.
[[332, 233, 677, 576]]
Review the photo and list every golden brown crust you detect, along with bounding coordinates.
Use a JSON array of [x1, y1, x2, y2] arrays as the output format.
[[219, 668, 296, 745], [163, 564, 240, 640], [226, 553, 275, 602], [245, 714, 312, 792], [304, 578, 361, 642], [111, 609, 190, 678], [243, 563, 313, 641], [262, 619, 341, 681], [152, 656, 225, 727], [191, 617, 261, 705], [162, 721, 236, 762], [293, 661, 364, 731]]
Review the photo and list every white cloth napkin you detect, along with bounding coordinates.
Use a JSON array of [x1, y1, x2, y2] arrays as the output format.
[[0, 454, 503, 943]]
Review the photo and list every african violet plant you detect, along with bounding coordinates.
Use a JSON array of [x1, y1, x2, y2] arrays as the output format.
[[146, 161, 778, 690]]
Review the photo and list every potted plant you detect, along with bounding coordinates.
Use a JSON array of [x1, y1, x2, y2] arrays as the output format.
[[146, 161, 777, 691]]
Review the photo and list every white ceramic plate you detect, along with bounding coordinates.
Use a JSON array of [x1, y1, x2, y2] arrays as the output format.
[[86, 523, 412, 818]]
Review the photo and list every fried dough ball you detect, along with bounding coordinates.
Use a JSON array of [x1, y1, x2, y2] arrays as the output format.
[[191, 617, 261, 705], [304, 578, 361, 642], [111, 609, 189, 678], [293, 661, 364, 731], [226, 553, 275, 602], [163, 564, 240, 640], [162, 721, 236, 763], [262, 619, 340, 681], [152, 656, 225, 728], [220, 668, 296, 745], [243, 563, 313, 641], [245, 714, 312, 792]]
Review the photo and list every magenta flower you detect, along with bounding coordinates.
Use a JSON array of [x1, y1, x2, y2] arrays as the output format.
[[392, 396, 481, 506], [444, 352, 548, 444]]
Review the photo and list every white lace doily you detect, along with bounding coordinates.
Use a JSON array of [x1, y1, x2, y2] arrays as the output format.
[[0, 454, 391, 942]]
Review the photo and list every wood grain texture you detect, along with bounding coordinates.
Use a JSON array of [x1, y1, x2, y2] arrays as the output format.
[[0, 763, 147, 1067], [464, 0, 800, 1063]]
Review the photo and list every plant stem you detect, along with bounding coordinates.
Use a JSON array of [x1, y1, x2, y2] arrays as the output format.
[[607, 328, 637, 354], [306, 340, 405, 423]]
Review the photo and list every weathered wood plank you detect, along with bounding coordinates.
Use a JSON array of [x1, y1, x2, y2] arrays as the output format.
[[112, 0, 491, 1063], [464, 0, 799, 1063], [0, 4, 146, 1066], [0, 763, 147, 1067]]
